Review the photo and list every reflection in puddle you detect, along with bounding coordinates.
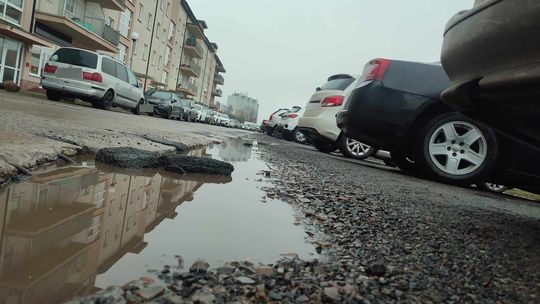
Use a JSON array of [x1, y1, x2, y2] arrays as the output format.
[[0, 140, 317, 304]]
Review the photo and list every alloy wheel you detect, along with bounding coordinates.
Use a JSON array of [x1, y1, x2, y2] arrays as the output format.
[[104, 91, 113, 109], [428, 121, 487, 176], [295, 130, 306, 143], [346, 138, 373, 157]]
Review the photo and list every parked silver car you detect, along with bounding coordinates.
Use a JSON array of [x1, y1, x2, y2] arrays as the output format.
[[41, 47, 144, 113]]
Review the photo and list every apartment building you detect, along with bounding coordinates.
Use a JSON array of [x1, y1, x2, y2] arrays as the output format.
[[0, 0, 225, 108], [227, 92, 260, 123]]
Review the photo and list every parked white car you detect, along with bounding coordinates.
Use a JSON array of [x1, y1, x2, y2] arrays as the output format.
[[297, 74, 376, 160], [265, 108, 290, 135], [188, 104, 204, 122], [42, 47, 144, 114], [276, 107, 308, 143], [219, 114, 231, 126]]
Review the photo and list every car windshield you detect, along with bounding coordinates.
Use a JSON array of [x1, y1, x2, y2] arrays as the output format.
[[179, 100, 191, 107], [148, 91, 172, 100], [319, 77, 355, 91], [51, 48, 98, 69]]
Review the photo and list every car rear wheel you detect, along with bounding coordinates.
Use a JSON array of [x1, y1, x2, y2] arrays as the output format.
[[93, 90, 114, 110], [313, 137, 337, 153], [417, 113, 498, 184], [46, 90, 62, 101], [293, 128, 308, 144], [338, 135, 377, 160]]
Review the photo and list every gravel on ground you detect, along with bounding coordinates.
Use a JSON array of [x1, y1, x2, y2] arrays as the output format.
[[69, 135, 540, 303]]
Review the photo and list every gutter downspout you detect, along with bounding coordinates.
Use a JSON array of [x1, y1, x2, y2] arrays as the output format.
[[30, 0, 37, 32], [175, 24, 188, 94], [144, 0, 160, 90], [198, 48, 209, 105]]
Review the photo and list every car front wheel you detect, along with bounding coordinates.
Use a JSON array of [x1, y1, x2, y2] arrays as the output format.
[[417, 113, 498, 185], [293, 128, 308, 144], [338, 135, 377, 160]]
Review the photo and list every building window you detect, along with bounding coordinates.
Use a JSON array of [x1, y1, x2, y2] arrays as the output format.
[[138, 3, 144, 21], [142, 43, 148, 60], [161, 70, 168, 84], [103, 230, 109, 248], [156, 23, 161, 38], [120, 9, 131, 38], [168, 21, 175, 41], [152, 50, 157, 66], [166, 2, 170, 16], [158, 55, 162, 66], [147, 13, 152, 29], [115, 223, 121, 239], [118, 44, 127, 63], [164, 47, 171, 66], [0, 0, 23, 25]]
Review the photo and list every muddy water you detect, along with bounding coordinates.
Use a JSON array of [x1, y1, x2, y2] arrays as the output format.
[[0, 140, 317, 304]]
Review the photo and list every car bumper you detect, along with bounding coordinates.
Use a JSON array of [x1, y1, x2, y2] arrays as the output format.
[[41, 77, 106, 99], [298, 110, 341, 142], [442, 0, 540, 96], [337, 81, 434, 150], [153, 105, 171, 117]]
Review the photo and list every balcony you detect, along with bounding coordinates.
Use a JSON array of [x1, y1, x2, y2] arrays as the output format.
[[187, 22, 205, 40], [214, 74, 224, 85], [216, 64, 226, 73], [184, 37, 203, 59], [90, 0, 125, 10], [35, 0, 120, 53], [179, 61, 201, 78], [176, 82, 198, 97], [211, 88, 223, 97]]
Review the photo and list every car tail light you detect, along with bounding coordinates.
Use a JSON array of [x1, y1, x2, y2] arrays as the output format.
[[321, 95, 344, 107], [83, 72, 103, 83], [43, 63, 57, 74], [288, 114, 298, 118], [361, 58, 390, 82], [262, 120, 269, 126]]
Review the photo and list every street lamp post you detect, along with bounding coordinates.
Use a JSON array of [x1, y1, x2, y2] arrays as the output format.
[[129, 32, 139, 69]]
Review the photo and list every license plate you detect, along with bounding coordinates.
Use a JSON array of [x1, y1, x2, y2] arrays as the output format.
[[139, 104, 154, 113], [57, 67, 82, 79]]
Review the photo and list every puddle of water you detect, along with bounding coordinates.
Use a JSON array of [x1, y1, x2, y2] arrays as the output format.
[[0, 139, 317, 304]]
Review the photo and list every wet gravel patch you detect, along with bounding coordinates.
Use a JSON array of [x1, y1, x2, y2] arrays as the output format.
[[255, 137, 540, 303], [68, 136, 540, 303]]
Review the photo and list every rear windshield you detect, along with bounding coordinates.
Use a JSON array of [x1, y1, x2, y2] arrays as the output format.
[[148, 91, 172, 100], [319, 78, 354, 91], [52, 48, 98, 69]]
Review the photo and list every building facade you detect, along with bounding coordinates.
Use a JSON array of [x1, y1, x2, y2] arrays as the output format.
[[226, 92, 259, 123], [1, 0, 225, 107]]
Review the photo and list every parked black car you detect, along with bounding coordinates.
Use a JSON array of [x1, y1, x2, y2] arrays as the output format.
[[336, 59, 540, 194], [145, 90, 183, 119], [441, 0, 540, 150]]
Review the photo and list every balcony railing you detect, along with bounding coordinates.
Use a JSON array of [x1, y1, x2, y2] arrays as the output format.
[[187, 82, 198, 94], [180, 60, 202, 77], [36, 0, 120, 47], [214, 74, 224, 84], [212, 88, 222, 96], [177, 82, 198, 96], [185, 37, 204, 58]]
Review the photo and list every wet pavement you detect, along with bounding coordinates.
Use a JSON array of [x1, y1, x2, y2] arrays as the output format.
[[0, 140, 317, 304]]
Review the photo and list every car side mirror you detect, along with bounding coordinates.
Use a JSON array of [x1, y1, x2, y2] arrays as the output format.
[[172, 100, 177, 103], [316, 87, 321, 92]]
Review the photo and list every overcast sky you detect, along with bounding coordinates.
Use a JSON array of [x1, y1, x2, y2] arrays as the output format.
[[189, 0, 472, 122]]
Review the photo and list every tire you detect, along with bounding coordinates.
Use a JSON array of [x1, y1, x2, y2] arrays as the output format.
[[313, 137, 337, 153], [93, 90, 114, 110], [478, 183, 509, 193], [131, 99, 143, 115], [46, 90, 62, 101], [293, 128, 308, 144], [416, 112, 498, 185], [166, 107, 173, 119], [338, 134, 377, 160]]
